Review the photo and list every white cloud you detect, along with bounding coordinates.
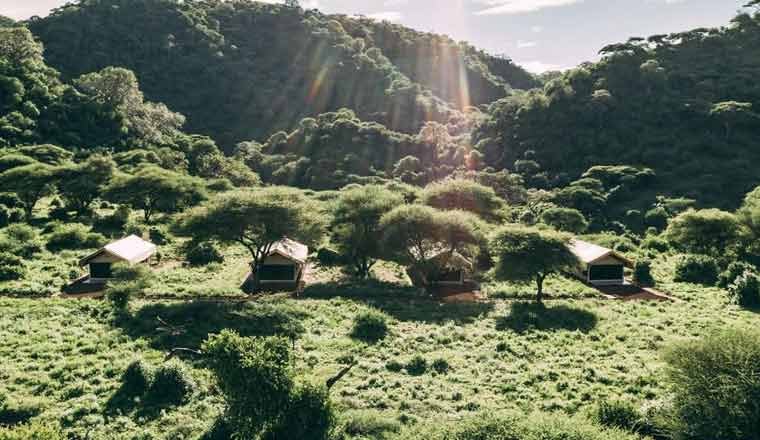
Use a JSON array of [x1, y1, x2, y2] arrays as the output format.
[[517, 60, 567, 73], [473, 0, 582, 16], [516, 40, 537, 48], [366, 11, 403, 22]]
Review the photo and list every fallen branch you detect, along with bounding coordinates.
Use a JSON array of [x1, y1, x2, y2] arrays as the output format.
[[326, 361, 356, 391]]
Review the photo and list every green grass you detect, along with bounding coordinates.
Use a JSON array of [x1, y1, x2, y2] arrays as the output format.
[[1, 251, 758, 438]]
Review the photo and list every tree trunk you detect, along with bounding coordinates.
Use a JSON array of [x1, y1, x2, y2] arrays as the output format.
[[536, 274, 545, 304]]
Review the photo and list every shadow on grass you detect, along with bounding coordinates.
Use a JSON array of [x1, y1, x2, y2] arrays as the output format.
[[302, 281, 494, 324], [113, 300, 308, 351], [495, 302, 598, 334]]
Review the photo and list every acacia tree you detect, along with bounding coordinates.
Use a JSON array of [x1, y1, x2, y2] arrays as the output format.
[[665, 208, 744, 255], [421, 179, 506, 222], [105, 166, 206, 222], [177, 188, 324, 289], [331, 185, 404, 278], [380, 205, 485, 288], [0, 163, 57, 219], [57, 155, 115, 214], [490, 225, 578, 303]]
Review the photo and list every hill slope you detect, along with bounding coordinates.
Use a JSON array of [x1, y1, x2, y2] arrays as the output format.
[[29, 0, 535, 149], [474, 9, 760, 208]]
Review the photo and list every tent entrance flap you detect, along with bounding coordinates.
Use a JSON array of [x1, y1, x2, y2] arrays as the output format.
[[589, 265, 623, 281]]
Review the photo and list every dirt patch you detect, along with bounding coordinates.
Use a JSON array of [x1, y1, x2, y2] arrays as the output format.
[[595, 284, 675, 301]]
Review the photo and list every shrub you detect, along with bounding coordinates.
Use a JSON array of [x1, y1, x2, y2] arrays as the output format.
[[632, 260, 655, 287], [665, 329, 760, 440], [341, 410, 401, 438], [593, 400, 642, 432], [385, 360, 403, 372], [262, 382, 335, 440], [727, 271, 760, 309], [641, 235, 669, 253], [186, 241, 225, 266], [121, 359, 154, 397], [2, 224, 37, 242], [0, 395, 42, 426], [673, 255, 718, 285], [405, 355, 427, 376], [106, 283, 138, 310], [149, 226, 171, 245], [147, 360, 196, 406], [0, 421, 63, 440], [0, 253, 24, 281], [718, 261, 757, 288], [350, 310, 389, 343], [431, 358, 450, 374], [540, 207, 588, 233], [644, 207, 669, 231], [45, 223, 105, 251]]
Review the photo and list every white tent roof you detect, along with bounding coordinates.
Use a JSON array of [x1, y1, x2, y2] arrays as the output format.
[[268, 238, 308, 264], [569, 239, 632, 266], [80, 235, 157, 266]]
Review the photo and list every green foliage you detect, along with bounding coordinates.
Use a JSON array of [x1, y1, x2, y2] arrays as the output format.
[[0, 163, 57, 219], [665, 329, 760, 440], [490, 226, 578, 301], [633, 260, 655, 287], [422, 179, 505, 222], [673, 255, 719, 286], [45, 223, 105, 251], [380, 205, 484, 287], [185, 241, 225, 266], [0, 253, 23, 281], [332, 185, 404, 278], [105, 263, 155, 310], [177, 187, 323, 288], [202, 330, 335, 439], [147, 360, 196, 406], [0, 395, 42, 426], [350, 310, 389, 343], [727, 271, 760, 309], [431, 358, 450, 375], [540, 207, 588, 233], [120, 359, 154, 397], [665, 209, 744, 255], [341, 410, 401, 439], [718, 261, 757, 288], [105, 166, 206, 222], [56, 155, 115, 214], [405, 355, 428, 376], [0, 421, 63, 440], [593, 400, 643, 433]]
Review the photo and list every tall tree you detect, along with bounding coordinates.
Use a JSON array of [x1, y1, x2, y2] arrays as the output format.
[[421, 179, 506, 222], [0, 163, 57, 219], [489, 225, 578, 303], [380, 205, 485, 288], [105, 166, 205, 222], [177, 188, 324, 289], [666, 209, 744, 255], [57, 155, 115, 214], [331, 185, 404, 278]]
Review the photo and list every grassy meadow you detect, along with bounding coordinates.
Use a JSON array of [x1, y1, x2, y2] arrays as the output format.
[[1, 250, 757, 439]]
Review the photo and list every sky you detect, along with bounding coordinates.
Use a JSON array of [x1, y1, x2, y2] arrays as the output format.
[[2, 0, 750, 72]]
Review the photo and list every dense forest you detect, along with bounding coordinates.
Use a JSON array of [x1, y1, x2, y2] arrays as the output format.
[[2, 1, 760, 440]]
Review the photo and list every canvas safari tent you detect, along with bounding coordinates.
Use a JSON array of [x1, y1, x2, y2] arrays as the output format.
[[242, 238, 308, 292], [569, 239, 633, 285], [79, 235, 157, 283], [407, 248, 474, 288]]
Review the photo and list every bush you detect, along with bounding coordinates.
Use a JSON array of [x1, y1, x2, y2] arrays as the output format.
[[121, 359, 154, 397], [0, 395, 42, 426], [718, 261, 757, 288], [641, 235, 669, 253], [106, 282, 138, 310], [0, 253, 24, 281], [186, 241, 225, 266], [385, 360, 403, 372], [593, 400, 642, 432], [540, 207, 588, 233], [645, 207, 669, 231], [350, 310, 389, 343], [149, 225, 171, 245], [341, 410, 401, 438], [45, 223, 105, 251], [2, 224, 37, 242], [405, 355, 427, 376], [431, 358, 450, 374], [262, 382, 335, 440], [147, 360, 196, 406], [727, 271, 760, 308], [674, 255, 719, 285], [665, 329, 760, 440], [0, 421, 63, 440], [632, 260, 655, 287]]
